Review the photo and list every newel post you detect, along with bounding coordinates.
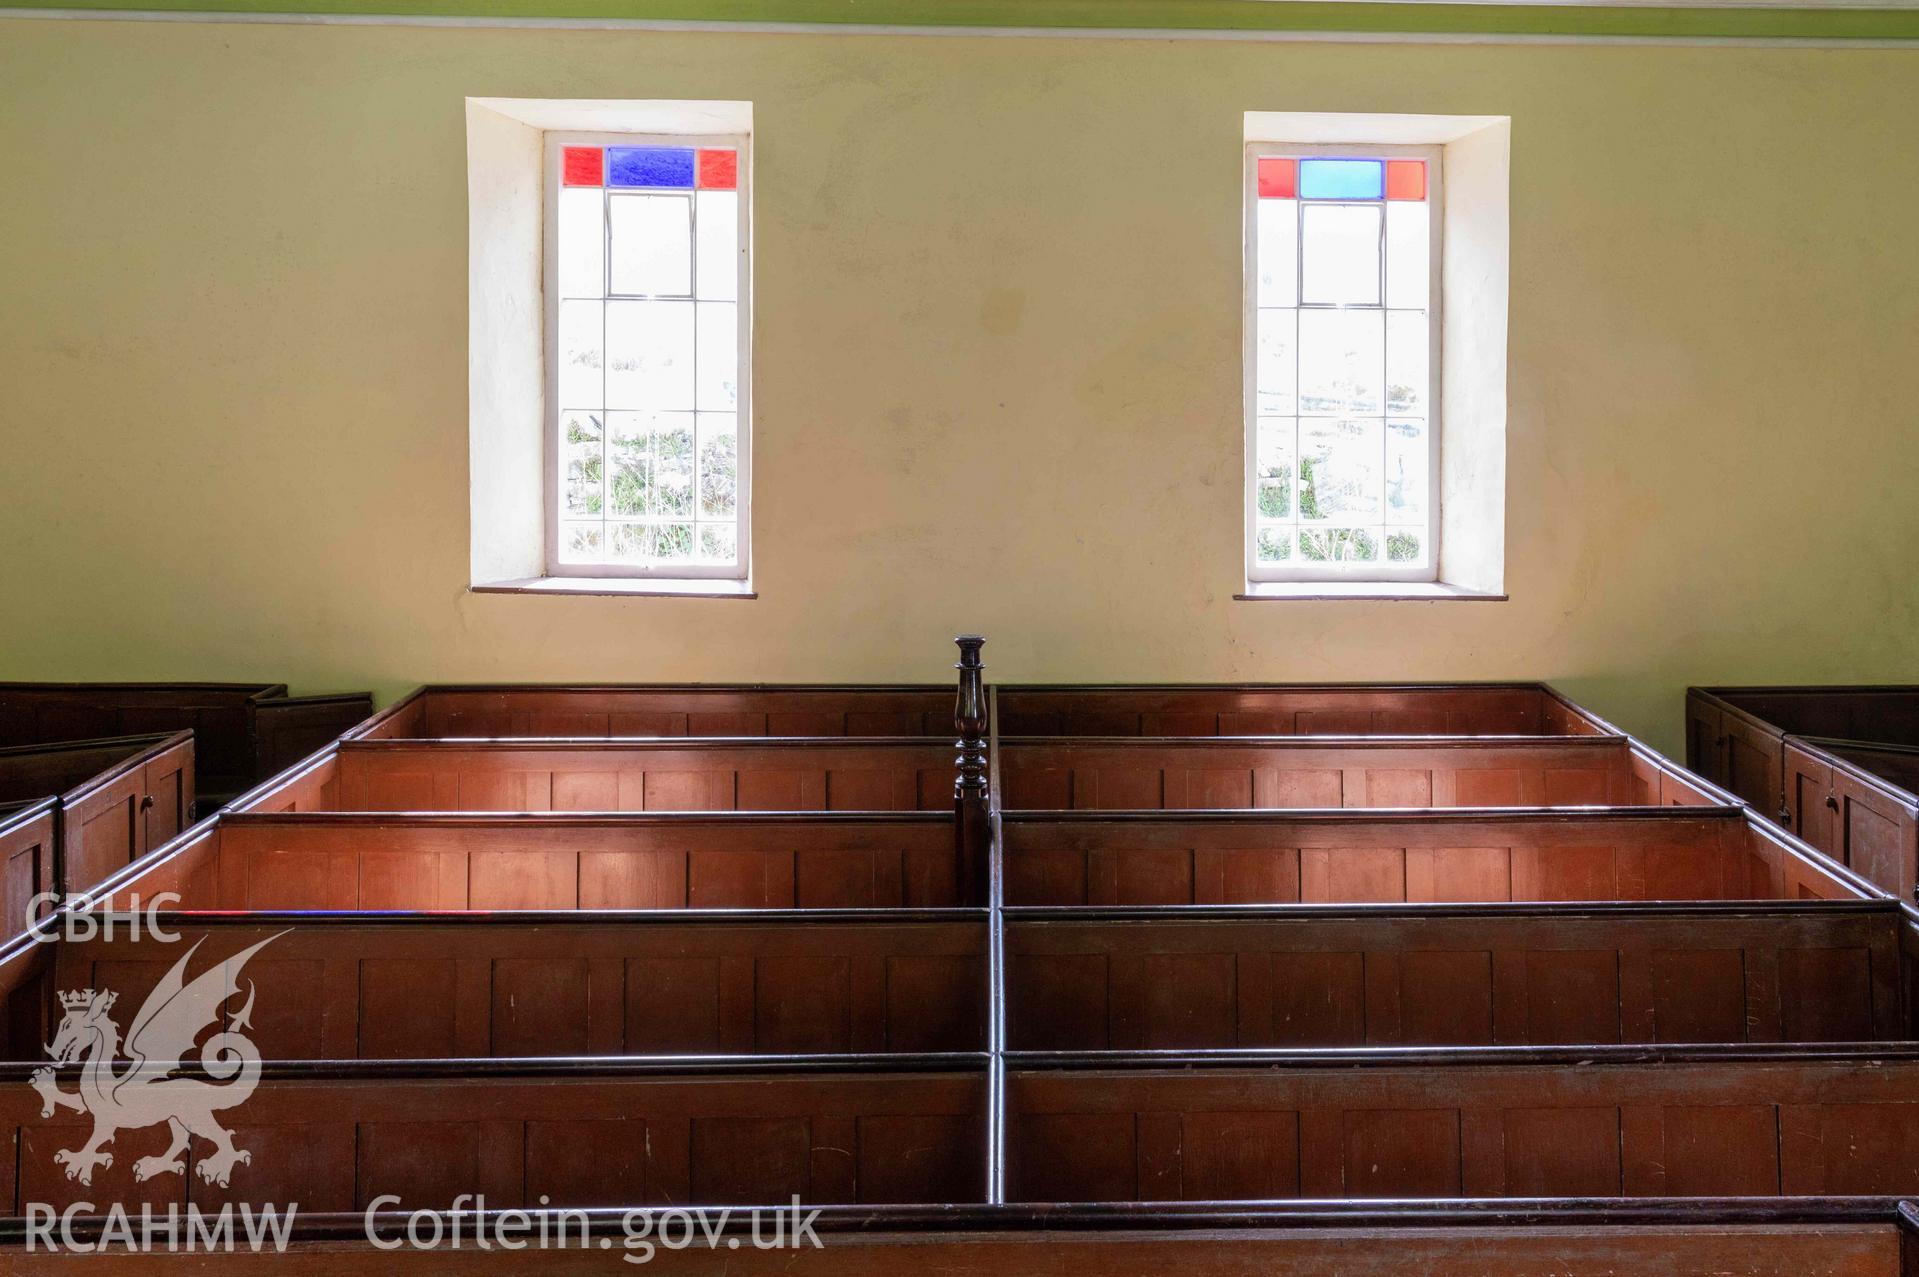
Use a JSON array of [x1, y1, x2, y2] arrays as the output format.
[[953, 635, 990, 905]]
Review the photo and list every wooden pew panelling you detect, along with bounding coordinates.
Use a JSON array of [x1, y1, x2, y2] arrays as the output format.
[[0, 683, 370, 805], [52, 915, 986, 1059], [331, 741, 955, 814], [996, 684, 1607, 738], [0, 1063, 986, 1212], [0, 1211, 1903, 1276], [1006, 904, 1903, 1049], [1001, 812, 1865, 906], [0, 733, 193, 902], [1687, 686, 1919, 829], [0, 802, 54, 943], [1786, 739, 1919, 901], [353, 682, 1621, 744], [355, 685, 956, 741], [1007, 1050, 1919, 1202], [87, 814, 963, 912], [1000, 738, 1639, 811]]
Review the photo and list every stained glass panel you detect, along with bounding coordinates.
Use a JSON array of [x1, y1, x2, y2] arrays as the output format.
[[697, 149, 738, 191], [556, 138, 746, 574], [1298, 159, 1383, 200], [562, 146, 603, 188], [1257, 157, 1296, 199], [1250, 149, 1434, 578], [1385, 159, 1426, 201], [608, 146, 695, 189]]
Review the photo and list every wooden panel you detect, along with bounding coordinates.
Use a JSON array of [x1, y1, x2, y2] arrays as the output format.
[[1009, 1055, 1919, 1202], [1007, 905, 1902, 1049], [0, 1219, 1895, 1275], [377, 687, 954, 741], [52, 918, 986, 1059], [997, 686, 1599, 738], [1004, 812, 1859, 907], [1001, 739, 1635, 814], [203, 815, 960, 911], [332, 742, 952, 814], [0, 1068, 984, 1212]]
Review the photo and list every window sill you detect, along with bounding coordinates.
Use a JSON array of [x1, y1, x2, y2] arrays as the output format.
[[1237, 581, 1507, 602], [471, 577, 757, 599]]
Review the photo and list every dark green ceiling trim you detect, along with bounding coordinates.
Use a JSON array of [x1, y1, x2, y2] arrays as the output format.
[[7, 0, 1919, 40]]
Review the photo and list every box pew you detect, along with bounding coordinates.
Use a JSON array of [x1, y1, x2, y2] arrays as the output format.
[[1007, 1046, 1919, 1202], [0, 683, 373, 808], [354, 682, 1617, 743], [1002, 810, 1869, 907], [997, 683, 1610, 737], [79, 812, 965, 912], [354, 684, 958, 741], [47, 912, 986, 1059], [0, 1204, 1907, 1276], [0, 801, 55, 946], [324, 740, 957, 814], [999, 736, 1723, 811], [1006, 901, 1904, 1050], [1687, 686, 1919, 823], [0, 733, 193, 904], [1785, 739, 1919, 901], [0, 1057, 986, 1213]]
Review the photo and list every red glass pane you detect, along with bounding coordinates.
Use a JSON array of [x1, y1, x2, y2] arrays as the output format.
[[562, 146, 603, 187], [1257, 157, 1297, 199], [1385, 159, 1426, 201], [697, 149, 738, 190]]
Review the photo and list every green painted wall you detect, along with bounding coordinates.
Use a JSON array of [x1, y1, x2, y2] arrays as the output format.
[[1, 19, 1916, 753]]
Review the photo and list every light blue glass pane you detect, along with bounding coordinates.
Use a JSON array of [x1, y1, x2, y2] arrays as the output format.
[[1298, 159, 1383, 200], [608, 147, 696, 189]]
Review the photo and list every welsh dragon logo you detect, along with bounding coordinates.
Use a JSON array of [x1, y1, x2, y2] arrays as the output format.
[[29, 935, 280, 1188]]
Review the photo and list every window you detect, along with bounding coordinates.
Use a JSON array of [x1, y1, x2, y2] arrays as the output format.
[[545, 132, 750, 580], [1245, 145, 1440, 584]]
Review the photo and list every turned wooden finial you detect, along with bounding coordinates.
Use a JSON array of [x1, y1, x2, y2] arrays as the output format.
[[953, 636, 988, 903], [954, 635, 987, 799]]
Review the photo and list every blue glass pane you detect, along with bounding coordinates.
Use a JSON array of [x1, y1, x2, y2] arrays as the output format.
[[607, 147, 696, 189], [1298, 159, 1384, 200]]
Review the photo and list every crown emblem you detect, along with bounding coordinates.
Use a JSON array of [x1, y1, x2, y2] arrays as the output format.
[[58, 989, 113, 1014]]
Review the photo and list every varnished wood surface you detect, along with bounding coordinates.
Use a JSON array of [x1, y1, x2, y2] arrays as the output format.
[[83, 812, 965, 912], [331, 739, 958, 813], [0, 1060, 986, 1213], [1005, 901, 1903, 1049], [998, 736, 1724, 810], [0, 683, 371, 811], [0, 733, 192, 909], [353, 682, 1619, 744], [50, 913, 988, 1059], [1785, 739, 1919, 901], [0, 1216, 1902, 1275], [1000, 810, 1867, 905], [1006, 1049, 1919, 1201]]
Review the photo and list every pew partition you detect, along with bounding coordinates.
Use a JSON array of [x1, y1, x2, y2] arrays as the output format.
[[352, 681, 1622, 743], [234, 734, 1712, 818], [1004, 1047, 1919, 1202], [51, 911, 987, 1060], [0, 802, 54, 954], [1000, 809, 1865, 905], [1686, 685, 1919, 822], [1005, 900, 1904, 1049], [0, 682, 373, 808], [1784, 739, 1919, 903], [2, 1202, 1914, 1276], [999, 736, 1727, 810], [0, 732, 193, 908]]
